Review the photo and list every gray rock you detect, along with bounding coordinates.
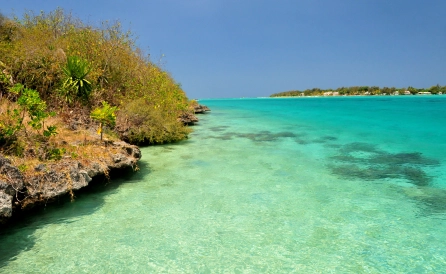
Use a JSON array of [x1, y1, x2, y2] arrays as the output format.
[[178, 112, 199, 125], [132, 147, 141, 159], [35, 164, 46, 172], [0, 180, 9, 190], [87, 163, 103, 178], [194, 104, 211, 114], [0, 158, 24, 196], [113, 153, 126, 163], [110, 153, 132, 169], [0, 190, 13, 220], [69, 166, 91, 190], [0, 140, 142, 224], [79, 170, 92, 184], [0, 156, 11, 166]]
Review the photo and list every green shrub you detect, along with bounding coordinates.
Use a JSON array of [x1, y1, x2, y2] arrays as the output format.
[[117, 98, 190, 145], [47, 147, 66, 160], [90, 101, 118, 141], [0, 84, 58, 156], [1, 8, 192, 145], [15, 84, 57, 136], [61, 56, 93, 103]]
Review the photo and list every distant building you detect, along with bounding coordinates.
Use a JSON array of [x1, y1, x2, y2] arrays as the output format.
[[323, 92, 333, 96], [332, 92, 339, 96], [404, 90, 412, 95], [439, 92, 443, 95], [393, 91, 399, 95], [418, 91, 432, 95]]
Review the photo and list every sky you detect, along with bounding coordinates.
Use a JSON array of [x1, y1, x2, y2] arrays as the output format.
[[2, 0, 446, 99]]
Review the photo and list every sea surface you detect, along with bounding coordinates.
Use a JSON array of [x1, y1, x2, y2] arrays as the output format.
[[1, 96, 446, 273]]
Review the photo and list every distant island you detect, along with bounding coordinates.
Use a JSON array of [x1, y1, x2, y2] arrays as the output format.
[[270, 85, 446, 97]]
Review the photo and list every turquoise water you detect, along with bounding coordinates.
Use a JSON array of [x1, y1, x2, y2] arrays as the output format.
[[1, 96, 446, 273]]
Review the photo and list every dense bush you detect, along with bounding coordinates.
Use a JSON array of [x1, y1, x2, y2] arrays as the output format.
[[0, 8, 194, 153], [0, 84, 58, 158], [117, 98, 191, 145]]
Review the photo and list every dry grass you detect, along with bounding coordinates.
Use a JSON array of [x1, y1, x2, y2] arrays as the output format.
[[3, 113, 124, 179]]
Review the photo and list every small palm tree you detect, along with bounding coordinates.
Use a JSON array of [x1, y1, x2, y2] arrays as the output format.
[[90, 101, 118, 141], [61, 56, 92, 103]]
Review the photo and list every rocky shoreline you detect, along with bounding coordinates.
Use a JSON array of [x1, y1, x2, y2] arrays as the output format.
[[178, 104, 211, 125], [0, 141, 141, 225], [0, 104, 211, 227]]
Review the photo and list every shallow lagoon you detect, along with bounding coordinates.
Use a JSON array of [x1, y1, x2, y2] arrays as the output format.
[[1, 96, 446, 273]]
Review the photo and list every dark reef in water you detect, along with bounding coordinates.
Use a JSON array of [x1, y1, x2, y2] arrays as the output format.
[[209, 126, 230, 132], [328, 141, 446, 217], [208, 128, 445, 215], [209, 127, 343, 148], [211, 128, 445, 216], [329, 142, 439, 187], [209, 130, 298, 142]]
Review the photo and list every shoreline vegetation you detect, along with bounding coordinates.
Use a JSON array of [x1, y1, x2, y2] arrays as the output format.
[[270, 85, 446, 97], [0, 8, 209, 225]]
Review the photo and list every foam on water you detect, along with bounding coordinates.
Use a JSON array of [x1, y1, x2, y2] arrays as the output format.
[[1, 96, 446, 273]]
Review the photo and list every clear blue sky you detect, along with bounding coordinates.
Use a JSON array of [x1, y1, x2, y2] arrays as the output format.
[[3, 0, 446, 99]]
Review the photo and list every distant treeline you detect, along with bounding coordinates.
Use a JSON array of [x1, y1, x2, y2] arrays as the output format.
[[270, 85, 446, 97]]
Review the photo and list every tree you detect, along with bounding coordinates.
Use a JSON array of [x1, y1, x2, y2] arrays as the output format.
[[0, 84, 57, 147], [429, 85, 440, 94], [90, 101, 118, 141]]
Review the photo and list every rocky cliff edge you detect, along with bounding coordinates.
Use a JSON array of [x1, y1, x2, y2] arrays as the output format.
[[0, 141, 141, 224]]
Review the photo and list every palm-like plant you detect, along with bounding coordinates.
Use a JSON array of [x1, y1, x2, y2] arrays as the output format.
[[61, 56, 92, 103], [90, 101, 118, 141]]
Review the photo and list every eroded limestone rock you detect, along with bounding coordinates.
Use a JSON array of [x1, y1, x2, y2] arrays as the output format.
[[0, 141, 141, 224], [0, 190, 12, 223]]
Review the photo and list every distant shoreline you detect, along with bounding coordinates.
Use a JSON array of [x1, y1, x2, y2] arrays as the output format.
[[199, 94, 445, 101], [270, 93, 445, 99], [270, 85, 446, 98]]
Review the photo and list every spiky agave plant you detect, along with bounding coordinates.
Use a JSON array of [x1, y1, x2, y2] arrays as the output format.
[[61, 56, 92, 103]]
